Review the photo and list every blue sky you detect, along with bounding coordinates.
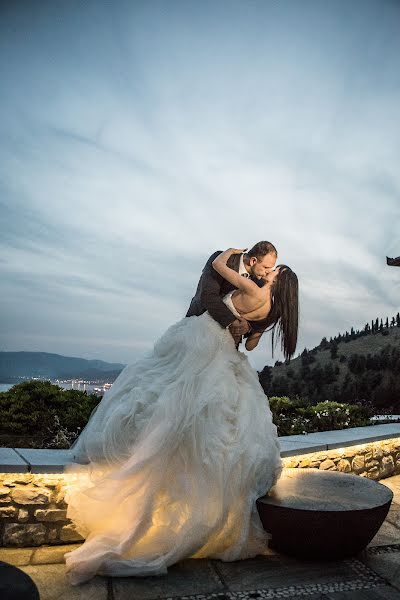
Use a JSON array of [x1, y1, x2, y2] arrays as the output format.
[[0, 0, 399, 370]]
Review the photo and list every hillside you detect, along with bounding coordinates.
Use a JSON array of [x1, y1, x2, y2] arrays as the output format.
[[0, 352, 125, 382], [259, 322, 400, 411]]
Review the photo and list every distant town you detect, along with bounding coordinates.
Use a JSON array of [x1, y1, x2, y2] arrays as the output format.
[[55, 378, 113, 395], [0, 376, 114, 395]]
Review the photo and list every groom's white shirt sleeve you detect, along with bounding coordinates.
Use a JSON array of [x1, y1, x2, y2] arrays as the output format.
[[238, 253, 249, 277]]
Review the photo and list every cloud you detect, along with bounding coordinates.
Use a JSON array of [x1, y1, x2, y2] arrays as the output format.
[[0, 0, 399, 371]]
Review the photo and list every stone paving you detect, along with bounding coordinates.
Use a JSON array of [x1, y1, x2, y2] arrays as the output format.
[[0, 474, 399, 600]]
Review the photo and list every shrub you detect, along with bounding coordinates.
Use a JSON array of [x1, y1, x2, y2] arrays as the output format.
[[268, 396, 370, 436], [0, 380, 99, 444]]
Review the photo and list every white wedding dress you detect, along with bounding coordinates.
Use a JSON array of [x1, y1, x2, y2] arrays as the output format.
[[63, 303, 283, 585]]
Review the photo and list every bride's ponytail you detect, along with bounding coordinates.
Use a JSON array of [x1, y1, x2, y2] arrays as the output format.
[[265, 265, 299, 361]]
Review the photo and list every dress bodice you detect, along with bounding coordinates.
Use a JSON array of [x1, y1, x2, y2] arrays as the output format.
[[223, 291, 242, 319]]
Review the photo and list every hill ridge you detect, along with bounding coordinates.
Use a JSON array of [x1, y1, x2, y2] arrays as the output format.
[[0, 351, 126, 382], [260, 320, 400, 411]]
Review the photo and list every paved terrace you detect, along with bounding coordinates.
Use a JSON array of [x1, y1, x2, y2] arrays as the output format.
[[0, 424, 400, 599]]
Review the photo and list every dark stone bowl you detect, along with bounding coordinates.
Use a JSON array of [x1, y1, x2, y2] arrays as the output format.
[[256, 468, 393, 560], [0, 562, 40, 600]]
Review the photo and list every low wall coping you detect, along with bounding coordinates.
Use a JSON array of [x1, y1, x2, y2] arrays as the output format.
[[0, 424, 399, 472], [0, 448, 29, 473], [279, 423, 400, 457]]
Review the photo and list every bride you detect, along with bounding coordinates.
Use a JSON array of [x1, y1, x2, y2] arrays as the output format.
[[64, 247, 299, 585]]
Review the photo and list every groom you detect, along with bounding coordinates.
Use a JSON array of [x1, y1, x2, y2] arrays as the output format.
[[186, 241, 278, 346]]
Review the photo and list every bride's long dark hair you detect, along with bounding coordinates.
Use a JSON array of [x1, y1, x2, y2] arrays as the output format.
[[264, 264, 299, 361]]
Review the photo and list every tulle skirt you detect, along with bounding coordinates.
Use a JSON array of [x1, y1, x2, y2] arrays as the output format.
[[63, 313, 282, 585]]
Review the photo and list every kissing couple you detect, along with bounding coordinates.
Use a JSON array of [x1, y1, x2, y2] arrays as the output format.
[[64, 240, 299, 585]]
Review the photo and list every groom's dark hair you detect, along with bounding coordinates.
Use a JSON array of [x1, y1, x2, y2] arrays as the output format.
[[246, 241, 277, 259]]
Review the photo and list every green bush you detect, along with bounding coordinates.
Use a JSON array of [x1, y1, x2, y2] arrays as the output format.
[[269, 396, 370, 436], [0, 380, 99, 445], [0, 382, 372, 448]]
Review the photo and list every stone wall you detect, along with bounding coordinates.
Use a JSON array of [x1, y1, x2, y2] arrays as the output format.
[[0, 473, 83, 547], [1, 437, 400, 547], [283, 438, 400, 479]]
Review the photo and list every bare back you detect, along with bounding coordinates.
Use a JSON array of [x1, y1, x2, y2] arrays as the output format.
[[230, 287, 271, 321]]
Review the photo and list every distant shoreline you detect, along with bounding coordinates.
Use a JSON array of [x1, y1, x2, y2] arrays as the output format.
[[0, 381, 111, 395]]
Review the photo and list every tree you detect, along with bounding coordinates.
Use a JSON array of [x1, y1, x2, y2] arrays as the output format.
[[320, 337, 330, 349], [0, 380, 99, 439], [270, 376, 291, 396], [259, 366, 272, 394]]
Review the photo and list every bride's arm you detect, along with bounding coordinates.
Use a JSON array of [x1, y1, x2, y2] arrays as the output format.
[[245, 332, 263, 351], [212, 248, 258, 293]]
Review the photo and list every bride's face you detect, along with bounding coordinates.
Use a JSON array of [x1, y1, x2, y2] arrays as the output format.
[[264, 267, 281, 285]]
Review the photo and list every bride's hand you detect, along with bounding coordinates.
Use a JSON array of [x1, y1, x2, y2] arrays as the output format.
[[227, 248, 247, 254]]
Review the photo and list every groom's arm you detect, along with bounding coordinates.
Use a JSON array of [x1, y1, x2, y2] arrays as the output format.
[[199, 252, 238, 329]]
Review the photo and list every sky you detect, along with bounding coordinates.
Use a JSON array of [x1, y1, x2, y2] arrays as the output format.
[[0, 0, 399, 370]]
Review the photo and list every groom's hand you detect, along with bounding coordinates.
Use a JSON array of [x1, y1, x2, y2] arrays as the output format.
[[229, 318, 251, 345]]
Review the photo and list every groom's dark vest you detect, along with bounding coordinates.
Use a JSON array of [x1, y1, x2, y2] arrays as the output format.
[[186, 251, 269, 334]]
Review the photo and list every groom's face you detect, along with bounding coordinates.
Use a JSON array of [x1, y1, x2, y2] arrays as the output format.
[[249, 252, 277, 280]]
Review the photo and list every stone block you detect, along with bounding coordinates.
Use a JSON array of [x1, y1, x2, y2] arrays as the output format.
[[298, 458, 321, 468], [366, 466, 380, 480], [319, 459, 336, 470], [113, 558, 223, 600], [0, 448, 29, 473], [0, 506, 18, 518], [48, 527, 58, 542], [373, 447, 384, 460], [15, 448, 75, 474], [34, 508, 68, 522], [3, 473, 32, 487], [33, 480, 58, 489], [54, 490, 67, 507], [31, 543, 82, 565], [21, 563, 108, 599], [3, 523, 47, 546], [368, 519, 400, 547], [18, 508, 29, 522], [0, 547, 34, 566], [285, 459, 299, 467], [11, 486, 50, 505], [59, 524, 84, 542], [362, 548, 400, 591], [381, 455, 395, 476], [352, 454, 365, 473], [337, 458, 351, 472], [0, 485, 11, 499]]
